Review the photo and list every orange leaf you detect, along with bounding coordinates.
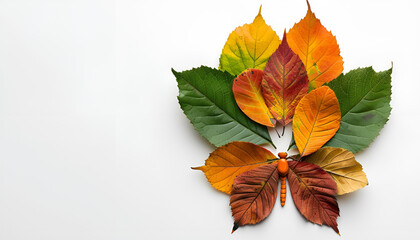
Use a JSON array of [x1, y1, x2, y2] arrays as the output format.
[[293, 86, 341, 157], [192, 141, 277, 194], [230, 164, 279, 233], [287, 0, 344, 90], [262, 32, 309, 126], [233, 69, 275, 127], [288, 160, 340, 234]]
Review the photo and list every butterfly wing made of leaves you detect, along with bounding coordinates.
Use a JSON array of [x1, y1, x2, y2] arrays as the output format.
[[192, 141, 277, 194], [230, 164, 279, 233], [288, 160, 340, 234], [287, 0, 343, 90], [220, 6, 281, 76], [303, 147, 368, 195], [293, 86, 341, 157], [261, 32, 309, 126], [232, 69, 275, 127]]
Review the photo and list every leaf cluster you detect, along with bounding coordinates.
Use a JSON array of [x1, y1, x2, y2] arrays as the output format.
[[173, 0, 392, 235]]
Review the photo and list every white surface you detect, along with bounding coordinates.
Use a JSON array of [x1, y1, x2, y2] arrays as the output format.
[[0, 0, 419, 239]]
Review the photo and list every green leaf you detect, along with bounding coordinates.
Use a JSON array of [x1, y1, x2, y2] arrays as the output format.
[[173, 66, 274, 147], [324, 67, 392, 153]]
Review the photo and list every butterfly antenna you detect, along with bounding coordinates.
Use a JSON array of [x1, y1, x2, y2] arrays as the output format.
[[274, 128, 281, 138]]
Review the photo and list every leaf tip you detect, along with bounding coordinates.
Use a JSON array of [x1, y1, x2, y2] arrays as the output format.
[[282, 29, 287, 40], [258, 5, 262, 15], [191, 166, 203, 171], [306, 0, 312, 11], [171, 68, 178, 76], [232, 223, 239, 233]]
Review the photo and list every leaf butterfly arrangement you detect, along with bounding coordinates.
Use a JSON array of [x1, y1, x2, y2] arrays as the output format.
[[172, 0, 392, 235]]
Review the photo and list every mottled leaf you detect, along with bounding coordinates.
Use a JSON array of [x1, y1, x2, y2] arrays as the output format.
[[262, 32, 309, 126], [173, 66, 274, 147], [288, 160, 340, 234], [232, 69, 275, 127], [325, 67, 392, 153], [192, 141, 277, 194], [230, 164, 279, 233], [303, 147, 368, 195], [220, 6, 281, 76], [293, 86, 341, 157], [287, 0, 343, 90]]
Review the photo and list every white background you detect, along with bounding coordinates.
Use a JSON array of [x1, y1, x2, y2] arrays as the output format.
[[0, 0, 419, 239]]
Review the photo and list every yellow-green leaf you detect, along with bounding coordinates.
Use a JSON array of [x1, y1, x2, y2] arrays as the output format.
[[303, 147, 368, 195], [219, 6, 281, 76]]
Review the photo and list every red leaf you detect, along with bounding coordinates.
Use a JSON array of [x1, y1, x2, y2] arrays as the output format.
[[230, 164, 279, 233], [262, 32, 309, 126], [287, 160, 340, 234]]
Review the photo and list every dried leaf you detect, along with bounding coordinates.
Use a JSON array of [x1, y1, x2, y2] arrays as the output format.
[[192, 141, 277, 194], [230, 164, 279, 232], [303, 147, 368, 195], [220, 6, 281, 76], [293, 86, 341, 157], [288, 160, 340, 234], [232, 69, 275, 127], [261, 32, 309, 126], [287, 0, 343, 90]]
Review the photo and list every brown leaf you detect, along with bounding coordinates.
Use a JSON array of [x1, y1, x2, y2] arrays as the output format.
[[192, 141, 277, 194], [262, 31, 309, 126], [287, 160, 340, 234], [230, 164, 279, 233]]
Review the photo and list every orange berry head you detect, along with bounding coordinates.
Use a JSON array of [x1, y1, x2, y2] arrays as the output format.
[[278, 152, 287, 159]]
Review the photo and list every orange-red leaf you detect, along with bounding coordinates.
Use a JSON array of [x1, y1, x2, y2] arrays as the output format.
[[288, 160, 340, 234], [230, 164, 279, 233], [287, 0, 344, 90], [192, 141, 277, 194], [293, 86, 341, 157], [262, 32, 309, 126], [233, 69, 275, 127]]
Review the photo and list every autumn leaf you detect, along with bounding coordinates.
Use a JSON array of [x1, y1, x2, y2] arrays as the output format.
[[262, 31, 309, 126], [325, 67, 392, 153], [173, 66, 274, 147], [302, 147, 368, 195], [232, 69, 275, 127], [230, 164, 279, 233], [220, 6, 281, 76], [192, 141, 277, 194], [288, 160, 340, 234], [287, 0, 343, 90], [293, 86, 341, 157]]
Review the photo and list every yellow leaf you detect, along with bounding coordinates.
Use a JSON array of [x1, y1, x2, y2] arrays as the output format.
[[303, 147, 368, 195], [293, 86, 341, 157], [220, 6, 281, 76], [192, 141, 277, 194], [287, 0, 344, 90]]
